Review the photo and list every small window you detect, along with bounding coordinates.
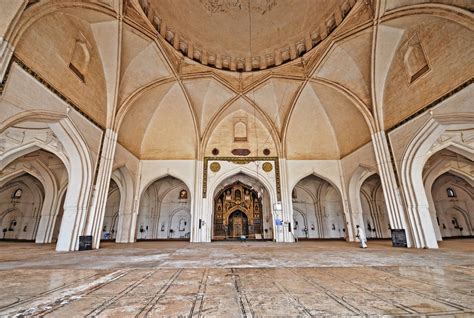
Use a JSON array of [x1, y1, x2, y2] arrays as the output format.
[[447, 188, 456, 198], [233, 120, 247, 142], [12, 189, 22, 199]]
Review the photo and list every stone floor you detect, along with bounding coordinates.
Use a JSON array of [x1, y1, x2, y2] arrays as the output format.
[[0, 239, 473, 317]]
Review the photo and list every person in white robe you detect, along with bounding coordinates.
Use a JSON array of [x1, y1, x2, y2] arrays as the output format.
[[356, 225, 367, 248]]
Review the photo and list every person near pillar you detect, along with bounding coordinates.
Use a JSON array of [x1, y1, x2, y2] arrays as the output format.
[[356, 225, 367, 248]]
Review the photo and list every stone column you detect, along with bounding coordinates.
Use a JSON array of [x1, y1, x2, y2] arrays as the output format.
[[371, 131, 412, 246], [86, 129, 118, 249], [278, 159, 295, 243], [56, 205, 88, 251], [191, 159, 205, 242], [338, 161, 355, 241]]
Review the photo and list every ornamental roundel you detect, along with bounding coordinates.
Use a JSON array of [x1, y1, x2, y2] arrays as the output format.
[[262, 162, 273, 172], [210, 162, 221, 172]]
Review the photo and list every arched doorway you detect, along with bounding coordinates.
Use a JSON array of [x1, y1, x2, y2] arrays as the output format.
[[228, 210, 249, 238], [136, 176, 191, 240], [0, 148, 68, 245], [292, 175, 346, 239], [0, 174, 43, 241], [431, 172, 473, 238], [212, 174, 271, 240]]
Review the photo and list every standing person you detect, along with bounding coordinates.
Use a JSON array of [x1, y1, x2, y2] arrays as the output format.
[[356, 225, 367, 248]]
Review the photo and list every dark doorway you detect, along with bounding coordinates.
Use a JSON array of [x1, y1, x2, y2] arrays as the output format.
[[228, 210, 249, 238]]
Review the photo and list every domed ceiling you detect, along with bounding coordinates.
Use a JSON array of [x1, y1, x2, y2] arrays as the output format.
[[139, 0, 355, 71]]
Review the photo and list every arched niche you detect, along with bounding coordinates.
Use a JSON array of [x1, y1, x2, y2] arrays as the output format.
[[0, 117, 94, 251], [212, 176, 271, 240], [292, 174, 347, 239], [400, 114, 473, 248], [431, 172, 473, 238], [136, 176, 191, 240], [0, 148, 68, 244], [422, 148, 473, 241], [203, 165, 279, 242], [0, 174, 43, 240]]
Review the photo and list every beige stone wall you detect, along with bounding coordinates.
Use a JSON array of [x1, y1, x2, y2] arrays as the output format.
[[15, 12, 108, 127], [382, 16, 474, 130]]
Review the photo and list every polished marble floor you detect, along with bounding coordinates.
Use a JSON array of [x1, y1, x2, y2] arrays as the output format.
[[0, 239, 473, 317]]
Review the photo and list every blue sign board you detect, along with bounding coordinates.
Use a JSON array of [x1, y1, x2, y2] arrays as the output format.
[[275, 218, 283, 226]]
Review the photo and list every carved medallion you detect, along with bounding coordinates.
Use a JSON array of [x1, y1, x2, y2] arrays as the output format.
[[210, 162, 221, 172], [262, 162, 273, 172]]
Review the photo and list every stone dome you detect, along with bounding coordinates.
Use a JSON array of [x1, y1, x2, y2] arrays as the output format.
[[139, 0, 355, 71]]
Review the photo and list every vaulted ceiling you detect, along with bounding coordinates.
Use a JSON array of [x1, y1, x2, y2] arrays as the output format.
[[9, 0, 474, 160]]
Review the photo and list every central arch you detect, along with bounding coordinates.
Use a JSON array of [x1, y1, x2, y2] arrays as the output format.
[[213, 180, 264, 240], [208, 167, 276, 240]]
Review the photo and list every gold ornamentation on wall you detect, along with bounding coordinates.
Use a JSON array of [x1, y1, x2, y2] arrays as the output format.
[[213, 181, 263, 239], [262, 162, 273, 172], [210, 162, 221, 172], [203, 157, 281, 200]]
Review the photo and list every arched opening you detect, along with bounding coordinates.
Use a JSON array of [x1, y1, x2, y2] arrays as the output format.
[[0, 174, 43, 241], [359, 174, 391, 239], [228, 210, 249, 237], [431, 172, 473, 238], [422, 148, 473, 242], [212, 173, 272, 241], [0, 148, 68, 245], [399, 116, 472, 248], [136, 176, 191, 240], [292, 175, 346, 239], [102, 179, 121, 241]]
